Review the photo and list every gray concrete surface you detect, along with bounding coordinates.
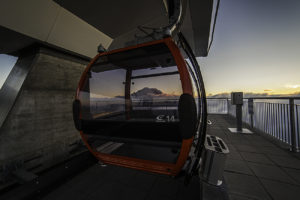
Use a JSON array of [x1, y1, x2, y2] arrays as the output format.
[[208, 114, 300, 200], [0, 48, 86, 183], [39, 114, 300, 200], [41, 164, 201, 200]]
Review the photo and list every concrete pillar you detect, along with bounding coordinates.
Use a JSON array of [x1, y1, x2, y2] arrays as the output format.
[[0, 47, 87, 183]]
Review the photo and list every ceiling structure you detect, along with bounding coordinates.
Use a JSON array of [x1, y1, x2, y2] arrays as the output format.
[[54, 0, 214, 57], [0, 0, 215, 58], [54, 0, 168, 38]]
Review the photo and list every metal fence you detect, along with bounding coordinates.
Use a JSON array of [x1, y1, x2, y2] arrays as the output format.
[[207, 97, 300, 152], [207, 98, 228, 114]]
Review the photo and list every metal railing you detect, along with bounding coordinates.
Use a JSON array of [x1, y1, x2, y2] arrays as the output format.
[[207, 97, 300, 152], [207, 98, 228, 114]]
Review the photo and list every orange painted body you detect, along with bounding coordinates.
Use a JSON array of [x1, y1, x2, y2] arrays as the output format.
[[76, 37, 194, 176]]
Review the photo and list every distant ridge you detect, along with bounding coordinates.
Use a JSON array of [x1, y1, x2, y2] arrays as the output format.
[[115, 87, 179, 99], [207, 92, 300, 98], [131, 87, 163, 97]]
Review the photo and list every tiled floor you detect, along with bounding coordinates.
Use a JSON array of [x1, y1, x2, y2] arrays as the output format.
[[41, 164, 202, 200], [208, 114, 300, 200], [41, 114, 300, 200]]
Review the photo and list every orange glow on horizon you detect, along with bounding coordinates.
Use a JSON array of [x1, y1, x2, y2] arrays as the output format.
[[207, 88, 300, 96]]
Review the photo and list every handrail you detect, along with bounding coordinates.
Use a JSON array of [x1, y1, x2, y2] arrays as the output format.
[[207, 97, 300, 100], [206, 97, 300, 152]]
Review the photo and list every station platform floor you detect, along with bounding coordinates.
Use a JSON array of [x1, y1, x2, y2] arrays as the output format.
[[42, 163, 202, 200], [208, 114, 300, 200], [41, 114, 300, 200], [2, 114, 300, 200]]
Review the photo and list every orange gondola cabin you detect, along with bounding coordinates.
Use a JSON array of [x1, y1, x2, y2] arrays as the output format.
[[73, 37, 202, 176]]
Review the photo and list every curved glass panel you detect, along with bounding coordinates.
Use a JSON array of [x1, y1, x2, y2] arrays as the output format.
[[78, 42, 183, 144], [185, 59, 201, 121]]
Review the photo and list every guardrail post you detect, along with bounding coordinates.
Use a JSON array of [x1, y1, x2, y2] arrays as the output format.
[[236, 104, 243, 132], [226, 98, 229, 114], [289, 98, 299, 152], [248, 98, 254, 128]]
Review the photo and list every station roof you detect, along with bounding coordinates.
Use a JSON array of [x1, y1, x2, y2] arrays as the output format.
[[53, 0, 214, 57], [0, 0, 214, 58]]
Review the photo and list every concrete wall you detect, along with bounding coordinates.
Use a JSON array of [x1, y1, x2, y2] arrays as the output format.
[[0, 48, 86, 182]]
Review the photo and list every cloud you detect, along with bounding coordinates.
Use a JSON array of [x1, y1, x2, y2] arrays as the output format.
[[264, 89, 272, 92], [285, 84, 300, 89]]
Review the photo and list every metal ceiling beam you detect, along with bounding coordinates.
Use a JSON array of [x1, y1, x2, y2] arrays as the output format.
[[189, 0, 214, 57], [53, 0, 167, 38]]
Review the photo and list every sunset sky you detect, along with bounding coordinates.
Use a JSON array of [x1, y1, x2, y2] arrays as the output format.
[[89, 66, 182, 98], [198, 0, 300, 96], [1, 0, 300, 97]]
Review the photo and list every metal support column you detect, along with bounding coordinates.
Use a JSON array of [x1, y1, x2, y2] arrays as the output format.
[[125, 68, 132, 120], [226, 98, 229, 114], [248, 98, 254, 128], [236, 104, 242, 132], [228, 92, 252, 134], [290, 98, 299, 152]]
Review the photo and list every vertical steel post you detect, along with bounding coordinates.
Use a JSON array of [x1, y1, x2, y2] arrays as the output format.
[[125, 69, 132, 120], [227, 98, 229, 114], [296, 105, 300, 149], [290, 98, 299, 152], [236, 104, 242, 132], [248, 98, 254, 128]]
